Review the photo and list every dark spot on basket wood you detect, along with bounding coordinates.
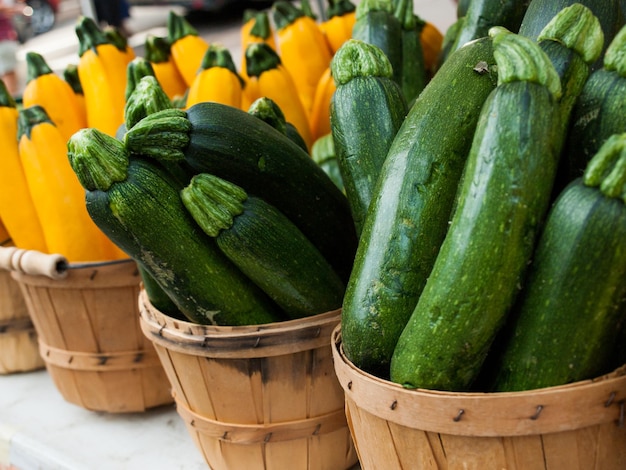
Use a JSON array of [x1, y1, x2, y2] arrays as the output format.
[[222, 431, 229, 440], [89, 269, 98, 280], [68, 355, 73, 363], [97, 356, 109, 365], [158, 325, 165, 336], [313, 424, 321, 435], [264, 433, 273, 442], [530, 405, 543, 420], [347, 381, 352, 390], [390, 400, 398, 410], [605, 391, 616, 407], [453, 409, 464, 422], [134, 353, 144, 363]]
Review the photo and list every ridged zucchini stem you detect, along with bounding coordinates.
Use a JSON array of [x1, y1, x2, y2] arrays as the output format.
[[167, 10, 199, 44], [583, 133, 626, 200], [604, 24, 626, 77], [67, 128, 130, 191], [489, 26, 562, 100], [331, 39, 393, 85], [0, 79, 16, 107], [125, 57, 157, 101], [124, 76, 172, 130], [247, 97, 288, 135], [537, 3, 604, 65], [355, 0, 393, 20], [123, 108, 192, 161], [181, 173, 246, 237]]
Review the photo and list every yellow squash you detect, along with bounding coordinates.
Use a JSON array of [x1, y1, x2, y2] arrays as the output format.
[[76, 16, 134, 136], [22, 51, 87, 142], [0, 81, 47, 252], [240, 10, 276, 81], [309, 66, 336, 142], [63, 63, 88, 126], [272, 1, 333, 115], [244, 42, 313, 150], [144, 34, 188, 101], [186, 43, 244, 109], [17, 105, 126, 262], [319, 0, 356, 53], [167, 10, 210, 87]]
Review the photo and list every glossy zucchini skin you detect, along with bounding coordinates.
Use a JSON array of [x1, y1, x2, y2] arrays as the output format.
[[489, 178, 626, 392], [68, 130, 285, 326], [340, 36, 496, 379], [124, 102, 358, 283], [330, 39, 408, 236], [182, 173, 345, 319], [519, 0, 622, 70], [352, 0, 404, 87], [390, 31, 562, 391]]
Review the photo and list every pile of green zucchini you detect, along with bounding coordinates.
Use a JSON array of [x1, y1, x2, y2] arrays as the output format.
[[333, 0, 626, 393]]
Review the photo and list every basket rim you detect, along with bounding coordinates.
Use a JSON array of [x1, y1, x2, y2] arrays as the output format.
[[138, 290, 342, 359], [332, 325, 626, 437]]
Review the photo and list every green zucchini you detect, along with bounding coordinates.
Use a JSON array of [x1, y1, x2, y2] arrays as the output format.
[[330, 39, 408, 236], [489, 134, 626, 392], [390, 28, 562, 391], [123, 101, 357, 283], [311, 133, 344, 193], [246, 96, 309, 154], [341, 36, 497, 379], [393, 0, 427, 104], [533, 4, 604, 196], [450, 0, 531, 54], [181, 173, 345, 319], [124, 75, 171, 130], [351, 0, 404, 88], [67, 128, 284, 326], [563, 26, 626, 184], [519, 0, 622, 70]]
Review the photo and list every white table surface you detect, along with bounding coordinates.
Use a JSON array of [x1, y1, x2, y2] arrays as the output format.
[[0, 369, 207, 470]]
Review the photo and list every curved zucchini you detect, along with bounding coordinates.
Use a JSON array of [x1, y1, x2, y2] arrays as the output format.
[[123, 101, 357, 283], [67, 128, 284, 326], [341, 36, 497, 378], [393, 0, 427, 104], [330, 39, 408, 236], [490, 134, 626, 391], [390, 28, 562, 391], [181, 173, 345, 319]]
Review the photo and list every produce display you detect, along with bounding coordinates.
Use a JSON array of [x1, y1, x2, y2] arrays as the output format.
[[1, 0, 624, 400]]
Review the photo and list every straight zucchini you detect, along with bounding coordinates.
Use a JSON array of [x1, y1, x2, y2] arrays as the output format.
[[563, 26, 626, 184], [341, 36, 497, 379], [390, 28, 562, 391], [489, 134, 626, 391], [67, 128, 284, 326], [123, 101, 357, 283], [181, 173, 345, 319], [330, 39, 408, 236]]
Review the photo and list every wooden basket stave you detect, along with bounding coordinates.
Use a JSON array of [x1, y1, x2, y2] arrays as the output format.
[[11, 257, 173, 413], [331, 325, 626, 470], [139, 290, 358, 470]]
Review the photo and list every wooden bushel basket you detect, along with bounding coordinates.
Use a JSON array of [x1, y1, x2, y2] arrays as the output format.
[[0, 268, 45, 374], [332, 325, 626, 470], [2, 247, 173, 413], [138, 290, 359, 470]]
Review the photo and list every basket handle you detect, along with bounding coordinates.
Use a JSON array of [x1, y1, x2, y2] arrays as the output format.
[[0, 246, 69, 280]]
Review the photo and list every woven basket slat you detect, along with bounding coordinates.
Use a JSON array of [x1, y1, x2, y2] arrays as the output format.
[[139, 290, 358, 470]]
